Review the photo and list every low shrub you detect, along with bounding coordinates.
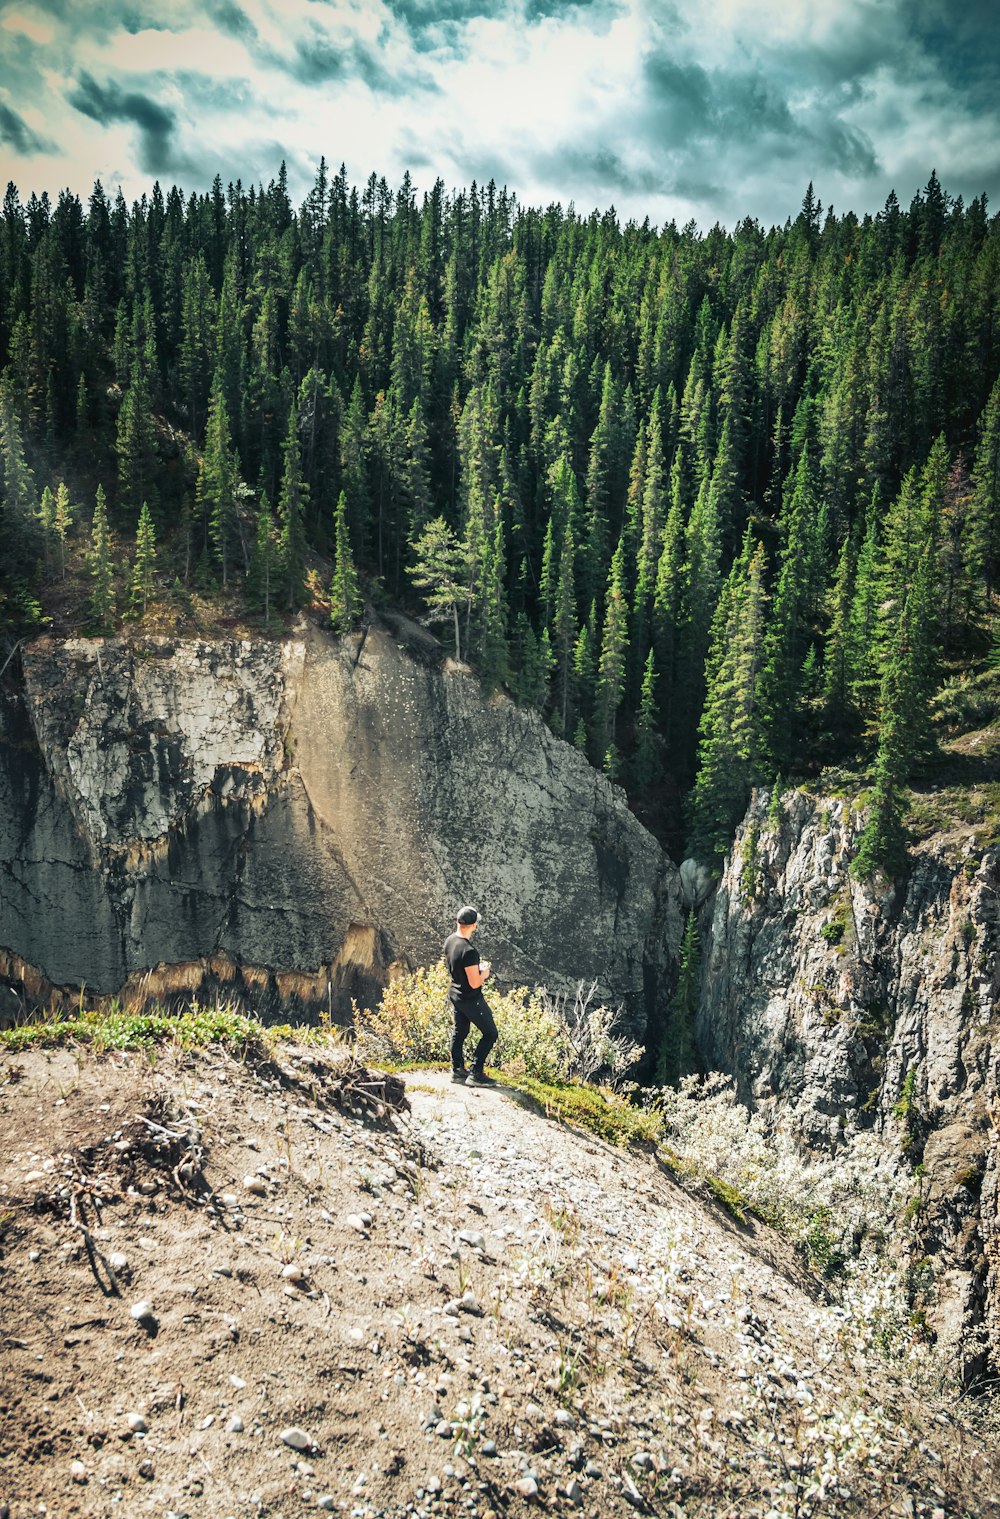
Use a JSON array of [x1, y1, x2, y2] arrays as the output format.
[[354, 962, 640, 1086]]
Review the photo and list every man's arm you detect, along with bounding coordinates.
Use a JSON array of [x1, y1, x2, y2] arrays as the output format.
[[464, 949, 490, 990]]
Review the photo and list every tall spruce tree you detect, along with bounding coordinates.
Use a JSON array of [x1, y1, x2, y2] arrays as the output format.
[[248, 493, 279, 624], [329, 489, 362, 633], [854, 543, 937, 877], [552, 521, 577, 736], [757, 447, 822, 770], [200, 380, 240, 589], [130, 501, 157, 617], [116, 369, 157, 518], [0, 375, 39, 561], [278, 403, 309, 608], [595, 535, 629, 771], [969, 376, 1000, 605], [410, 516, 467, 660], [88, 484, 115, 629], [689, 535, 769, 858], [632, 647, 660, 789], [53, 480, 72, 578]]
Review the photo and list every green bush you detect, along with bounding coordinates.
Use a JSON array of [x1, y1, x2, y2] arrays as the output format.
[[354, 962, 573, 1083], [0, 1000, 272, 1055]]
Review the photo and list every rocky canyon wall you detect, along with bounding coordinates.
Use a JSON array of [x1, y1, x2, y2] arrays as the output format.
[[0, 619, 682, 1037], [698, 786, 1000, 1376]]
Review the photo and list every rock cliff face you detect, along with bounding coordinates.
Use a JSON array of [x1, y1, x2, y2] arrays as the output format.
[[0, 620, 681, 1036], [699, 785, 1000, 1376]]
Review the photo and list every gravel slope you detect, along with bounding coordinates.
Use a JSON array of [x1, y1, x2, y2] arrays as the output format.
[[1, 1046, 997, 1519]]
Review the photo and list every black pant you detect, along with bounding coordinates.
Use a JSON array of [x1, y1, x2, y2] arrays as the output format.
[[450, 994, 498, 1073]]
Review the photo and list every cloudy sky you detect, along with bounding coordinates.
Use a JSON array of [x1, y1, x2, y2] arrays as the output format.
[[0, 0, 998, 229]]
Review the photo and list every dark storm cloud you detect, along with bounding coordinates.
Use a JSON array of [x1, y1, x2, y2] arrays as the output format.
[[521, 0, 624, 24], [173, 72, 269, 118], [0, 101, 54, 155], [384, 0, 622, 51], [207, 0, 258, 44], [0, 28, 48, 101], [642, 48, 859, 167], [115, 1, 256, 41], [527, 141, 665, 200], [381, 0, 495, 23], [69, 71, 180, 175], [280, 24, 437, 95], [909, 0, 1000, 105]]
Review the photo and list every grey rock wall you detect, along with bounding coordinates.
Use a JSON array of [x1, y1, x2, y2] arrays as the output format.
[[0, 622, 681, 1037], [699, 785, 1000, 1375]]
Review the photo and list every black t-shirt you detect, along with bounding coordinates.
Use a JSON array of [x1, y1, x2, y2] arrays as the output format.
[[444, 931, 480, 1005]]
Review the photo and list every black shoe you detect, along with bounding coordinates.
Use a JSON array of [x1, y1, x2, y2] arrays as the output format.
[[451, 1068, 470, 1084], [466, 1070, 497, 1087]]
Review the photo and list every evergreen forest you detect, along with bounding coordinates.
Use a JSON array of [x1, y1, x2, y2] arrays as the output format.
[[1, 163, 999, 868]]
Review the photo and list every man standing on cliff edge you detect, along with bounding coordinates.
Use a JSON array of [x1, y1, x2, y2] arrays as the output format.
[[444, 907, 498, 1086]]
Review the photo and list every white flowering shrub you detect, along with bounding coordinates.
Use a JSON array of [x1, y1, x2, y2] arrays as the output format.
[[656, 1073, 909, 1253], [538, 979, 643, 1083], [652, 1072, 936, 1380]]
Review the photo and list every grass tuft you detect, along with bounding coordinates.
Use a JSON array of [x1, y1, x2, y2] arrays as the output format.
[[0, 1000, 289, 1056], [503, 1074, 663, 1148]]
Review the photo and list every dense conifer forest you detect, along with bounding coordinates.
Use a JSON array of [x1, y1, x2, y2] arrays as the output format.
[[1, 164, 999, 865]]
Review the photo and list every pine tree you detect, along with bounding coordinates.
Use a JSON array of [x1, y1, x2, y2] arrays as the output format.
[[675, 473, 722, 767], [179, 251, 215, 438], [248, 493, 279, 624], [655, 910, 700, 1086], [689, 536, 769, 858], [329, 490, 362, 633], [552, 522, 577, 736], [215, 252, 244, 438], [938, 454, 974, 644], [53, 481, 72, 578], [75, 371, 88, 434], [409, 516, 467, 659], [0, 375, 39, 560], [632, 647, 660, 789], [651, 451, 686, 743], [400, 396, 433, 540], [968, 376, 1000, 607], [200, 381, 240, 589], [631, 390, 667, 693], [581, 361, 618, 610], [278, 403, 309, 608], [38, 485, 55, 577], [340, 376, 370, 561], [88, 484, 115, 630], [571, 604, 597, 752], [538, 517, 557, 627], [757, 448, 822, 770], [116, 369, 157, 517], [846, 488, 882, 718], [820, 531, 857, 731], [130, 501, 157, 617], [595, 535, 629, 761], [853, 546, 936, 879], [478, 518, 509, 685]]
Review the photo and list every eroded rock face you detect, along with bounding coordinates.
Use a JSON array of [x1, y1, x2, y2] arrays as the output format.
[[1, 622, 681, 1037], [699, 786, 1000, 1375]]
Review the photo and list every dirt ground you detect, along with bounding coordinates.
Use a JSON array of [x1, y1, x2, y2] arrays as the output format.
[[1, 1042, 998, 1519]]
